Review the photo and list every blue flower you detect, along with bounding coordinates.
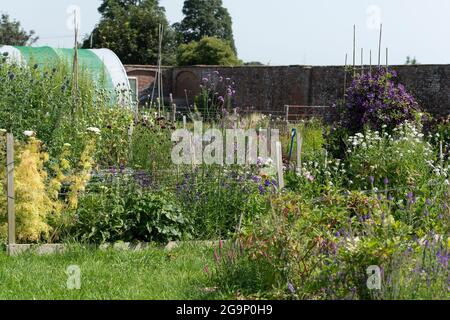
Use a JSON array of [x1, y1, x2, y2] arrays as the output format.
[[258, 185, 265, 195]]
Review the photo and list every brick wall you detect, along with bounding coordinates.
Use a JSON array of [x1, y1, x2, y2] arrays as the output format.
[[125, 64, 450, 118]]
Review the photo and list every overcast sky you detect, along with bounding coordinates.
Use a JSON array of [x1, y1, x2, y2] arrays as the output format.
[[1, 0, 450, 65]]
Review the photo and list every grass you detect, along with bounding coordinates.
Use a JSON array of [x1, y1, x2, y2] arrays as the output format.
[[0, 244, 224, 300]]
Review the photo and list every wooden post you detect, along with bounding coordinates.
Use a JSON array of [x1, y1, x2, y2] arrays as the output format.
[[386, 47, 389, 71], [296, 131, 303, 173], [267, 120, 272, 157], [285, 105, 290, 124], [7, 133, 15, 247], [378, 24, 383, 67], [276, 141, 284, 190], [440, 140, 444, 168], [353, 25, 356, 76], [172, 104, 177, 123], [343, 53, 348, 103], [183, 115, 187, 129]]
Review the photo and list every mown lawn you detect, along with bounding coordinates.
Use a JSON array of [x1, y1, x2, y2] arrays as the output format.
[[0, 244, 224, 300]]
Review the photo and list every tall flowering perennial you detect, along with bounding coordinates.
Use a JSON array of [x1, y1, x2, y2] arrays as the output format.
[[340, 68, 420, 134], [194, 71, 237, 122]]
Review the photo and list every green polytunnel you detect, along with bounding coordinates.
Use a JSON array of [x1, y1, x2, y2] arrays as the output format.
[[0, 45, 131, 103]]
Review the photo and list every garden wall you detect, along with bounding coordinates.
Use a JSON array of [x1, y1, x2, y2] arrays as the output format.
[[125, 64, 450, 118]]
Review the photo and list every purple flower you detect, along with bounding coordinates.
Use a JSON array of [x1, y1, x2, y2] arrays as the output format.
[[218, 96, 224, 103], [384, 177, 389, 185], [252, 176, 261, 183], [264, 179, 271, 187], [287, 282, 296, 294], [258, 185, 265, 195], [369, 176, 375, 184]]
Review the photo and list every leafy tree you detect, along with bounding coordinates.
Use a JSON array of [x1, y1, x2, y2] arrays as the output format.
[[174, 0, 236, 53], [244, 61, 264, 66], [0, 14, 38, 46], [177, 36, 240, 66], [405, 56, 419, 65], [83, 0, 176, 65]]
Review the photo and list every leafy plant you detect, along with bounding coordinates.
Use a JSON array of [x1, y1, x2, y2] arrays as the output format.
[[336, 68, 420, 135]]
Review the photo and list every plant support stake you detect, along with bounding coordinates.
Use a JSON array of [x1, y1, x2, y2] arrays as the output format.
[[7, 133, 15, 249], [276, 141, 285, 190]]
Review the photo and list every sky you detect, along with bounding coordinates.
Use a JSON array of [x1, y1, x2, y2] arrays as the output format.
[[1, 0, 450, 66]]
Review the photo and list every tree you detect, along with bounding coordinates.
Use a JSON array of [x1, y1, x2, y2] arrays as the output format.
[[83, 0, 176, 65], [177, 36, 240, 66], [174, 0, 236, 54], [0, 14, 38, 46], [405, 56, 419, 65], [244, 61, 264, 66]]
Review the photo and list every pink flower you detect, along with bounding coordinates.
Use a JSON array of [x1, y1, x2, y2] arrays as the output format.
[[204, 265, 210, 274]]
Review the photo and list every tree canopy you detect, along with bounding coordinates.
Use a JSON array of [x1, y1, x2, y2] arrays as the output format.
[[0, 14, 38, 46], [177, 36, 240, 66], [83, 0, 176, 65], [174, 0, 236, 54]]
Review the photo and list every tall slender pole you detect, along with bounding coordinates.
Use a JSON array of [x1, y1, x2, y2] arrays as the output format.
[[156, 24, 164, 116], [378, 24, 383, 67], [296, 131, 303, 173], [361, 48, 364, 74], [353, 25, 356, 76], [72, 10, 79, 111], [386, 47, 389, 71], [369, 50, 372, 74], [7, 133, 15, 248], [343, 53, 348, 102]]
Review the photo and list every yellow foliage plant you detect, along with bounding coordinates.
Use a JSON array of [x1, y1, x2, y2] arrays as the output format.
[[14, 137, 53, 242]]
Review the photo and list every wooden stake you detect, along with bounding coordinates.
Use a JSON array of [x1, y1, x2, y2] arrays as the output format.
[[378, 24, 383, 67], [386, 47, 389, 71], [233, 108, 238, 129], [276, 141, 285, 190], [72, 9, 79, 109], [343, 53, 348, 102], [440, 140, 444, 168], [172, 104, 177, 123], [296, 131, 303, 173], [183, 115, 187, 129], [7, 133, 15, 247], [353, 25, 356, 76], [285, 105, 290, 124], [361, 48, 364, 74]]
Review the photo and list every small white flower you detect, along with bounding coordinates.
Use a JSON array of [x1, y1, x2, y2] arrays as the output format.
[[87, 127, 101, 135], [0, 129, 6, 134], [64, 143, 72, 147], [23, 130, 36, 137]]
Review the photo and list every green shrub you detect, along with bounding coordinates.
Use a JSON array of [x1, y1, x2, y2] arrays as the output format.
[[68, 174, 190, 244]]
